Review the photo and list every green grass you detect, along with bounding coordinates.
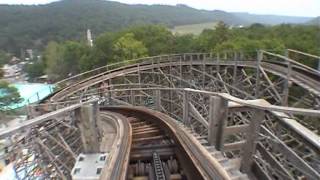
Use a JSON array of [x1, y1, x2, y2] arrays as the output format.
[[171, 22, 217, 35]]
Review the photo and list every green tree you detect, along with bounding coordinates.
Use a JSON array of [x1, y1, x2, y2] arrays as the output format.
[[0, 81, 22, 113], [215, 21, 230, 43], [113, 33, 148, 61], [214, 37, 285, 58], [25, 60, 45, 81], [44, 41, 88, 81], [0, 50, 10, 66], [127, 25, 175, 55], [95, 32, 118, 64], [0, 69, 3, 78], [174, 34, 196, 53], [43, 41, 63, 81], [196, 21, 230, 52]]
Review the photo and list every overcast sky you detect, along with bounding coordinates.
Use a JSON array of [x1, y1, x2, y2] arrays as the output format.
[[0, 0, 319, 17]]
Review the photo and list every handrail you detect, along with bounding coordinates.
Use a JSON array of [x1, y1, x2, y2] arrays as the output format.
[[54, 53, 182, 87], [0, 98, 98, 138], [56, 87, 320, 117], [261, 50, 320, 75], [287, 49, 320, 60]]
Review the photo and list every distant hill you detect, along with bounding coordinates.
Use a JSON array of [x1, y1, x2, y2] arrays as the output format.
[[0, 0, 247, 54], [307, 17, 320, 25], [232, 12, 313, 25], [0, 0, 315, 55]]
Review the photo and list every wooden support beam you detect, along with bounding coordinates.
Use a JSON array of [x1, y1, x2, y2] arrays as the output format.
[[259, 66, 282, 103], [43, 131, 77, 159], [57, 133, 78, 159], [261, 127, 320, 179], [256, 143, 294, 180], [240, 109, 265, 173], [208, 96, 228, 150], [188, 102, 209, 128], [36, 139, 68, 180]]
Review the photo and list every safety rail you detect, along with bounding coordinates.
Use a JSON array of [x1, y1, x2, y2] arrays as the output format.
[[287, 49, 320, 70], [25, 51, 249, 104], [25, 50, 320, 106], [0, 98, 99, 179], [261, 50, 320, 76]]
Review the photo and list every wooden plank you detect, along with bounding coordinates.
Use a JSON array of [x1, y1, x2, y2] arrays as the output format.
[[224, 125, 250, 136], [224, 140, 246, 151]]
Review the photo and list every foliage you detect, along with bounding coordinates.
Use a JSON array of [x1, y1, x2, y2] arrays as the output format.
[[174, 34, 197, 53], [43, 41, 64, 81], [0, 81, 22, 113], [113, 33, 148, 61], [24, 60, 45, 81], [126, 25, 175, 56], [214, 37, 285, 57], [0, 50, 10, 66]]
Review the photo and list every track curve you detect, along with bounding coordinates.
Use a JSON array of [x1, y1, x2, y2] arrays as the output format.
[[100, 106, 249, 180]]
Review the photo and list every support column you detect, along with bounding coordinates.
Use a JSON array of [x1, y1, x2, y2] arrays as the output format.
[[183, 91, 190, 126], [130, 90, 135, 105], [283, 50, 291, 106], [155, 90, 161, 111], [76, 102, 100, 153], [27, 105, 36, 119], [108, 79, 112, 105], [216, 53, 220, 74], [255, 50, 263, 98], [240, 109, 265, 173], [208, 96, 228, 150], [232, 52, 238, 95]]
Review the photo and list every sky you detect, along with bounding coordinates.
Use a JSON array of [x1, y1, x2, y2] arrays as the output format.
[[0, 0, 319, 17]]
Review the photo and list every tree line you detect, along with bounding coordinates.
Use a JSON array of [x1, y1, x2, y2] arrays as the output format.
[[25, 23, 319, 81]]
